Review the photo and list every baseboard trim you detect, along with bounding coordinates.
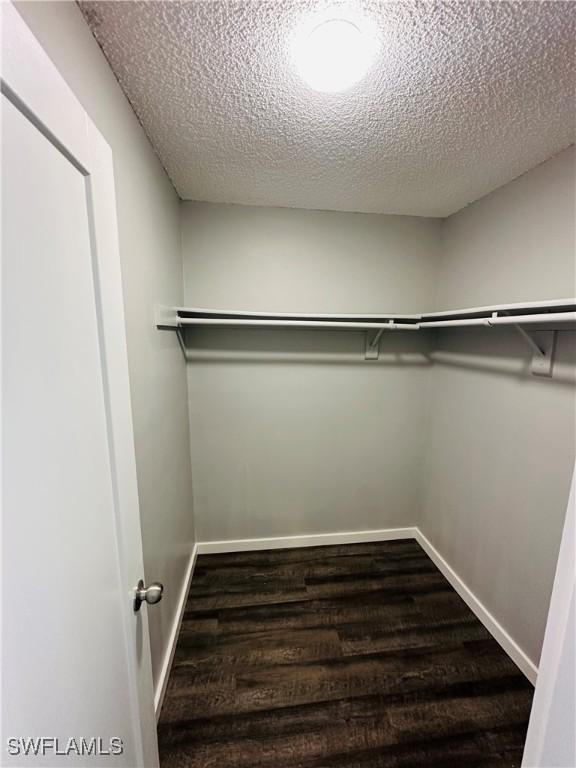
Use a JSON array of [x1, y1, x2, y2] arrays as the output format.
[[154, 543, 198, 720], [195, 527, 418, 555], [414, 529, 538, 685]]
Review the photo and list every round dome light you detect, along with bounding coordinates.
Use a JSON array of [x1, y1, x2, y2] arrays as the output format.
[[292, 17, 378, 93]]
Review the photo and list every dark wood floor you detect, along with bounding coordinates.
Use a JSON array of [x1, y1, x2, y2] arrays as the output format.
[[158, 540, 534, 768]]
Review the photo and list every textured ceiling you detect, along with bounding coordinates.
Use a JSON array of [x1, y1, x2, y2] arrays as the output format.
[[80, 1, 575, 217]]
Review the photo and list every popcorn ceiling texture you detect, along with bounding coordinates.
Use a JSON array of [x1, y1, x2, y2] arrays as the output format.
[[80, 0, 575, 217]]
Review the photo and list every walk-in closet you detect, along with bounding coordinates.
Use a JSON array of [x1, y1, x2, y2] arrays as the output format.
[[3, 2, 575, 766]]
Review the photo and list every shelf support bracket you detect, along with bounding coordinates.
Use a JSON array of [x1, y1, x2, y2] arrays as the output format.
[[492, 313, 555, 376], [175, 327, 188, 361], [512, 323, 545, 357], [525, 330, 556, 377], [365, 321, 393, 360]]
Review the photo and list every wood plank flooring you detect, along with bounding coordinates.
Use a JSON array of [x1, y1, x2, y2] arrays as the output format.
[[158, 540, 534, 768]]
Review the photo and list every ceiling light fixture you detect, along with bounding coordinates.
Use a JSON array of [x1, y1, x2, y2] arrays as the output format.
[[292, 15, 378, 93]]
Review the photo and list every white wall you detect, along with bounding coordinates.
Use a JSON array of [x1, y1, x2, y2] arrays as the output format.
[[422, 146, 576, 666], [181, 203, 441, 540], [15, 2, 196, 690]]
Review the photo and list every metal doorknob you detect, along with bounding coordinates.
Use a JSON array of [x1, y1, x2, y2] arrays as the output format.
[[134, 579, 164, 612]]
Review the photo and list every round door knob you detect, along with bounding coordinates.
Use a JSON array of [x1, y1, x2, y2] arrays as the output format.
[[134, 579, 164, 612]]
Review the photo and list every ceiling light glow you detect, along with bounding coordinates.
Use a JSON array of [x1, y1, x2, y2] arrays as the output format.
[[292, 16, 378, 93]]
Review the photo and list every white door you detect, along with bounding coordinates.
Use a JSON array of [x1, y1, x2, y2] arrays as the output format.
[[1, 5, 158, 766]]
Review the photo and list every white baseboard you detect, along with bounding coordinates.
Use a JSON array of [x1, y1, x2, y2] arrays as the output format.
[[157, 526, 537, 712], [154, 543, 198, 719], [414, 529, 538, 684], [195, 527, 418, 555]]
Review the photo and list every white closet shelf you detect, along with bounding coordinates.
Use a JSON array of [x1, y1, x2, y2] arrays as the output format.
[[173, 307, 422, 320], [156, 299, 575, 368], [155, 305, 421, 331], [420, 297, 576, 321], [156, 298, 576, 331]]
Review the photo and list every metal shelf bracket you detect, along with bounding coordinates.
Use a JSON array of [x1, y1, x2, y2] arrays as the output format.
[[527, 330, 556, 376], [491, 312, 556, 376], [512, 323, 545, 357], [365, 321, 393, 360], [175, 327, 188, 360]]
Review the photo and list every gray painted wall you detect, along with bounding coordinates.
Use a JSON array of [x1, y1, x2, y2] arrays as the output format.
[[436, 148, 576, 308], [422, 146, 576, 666], [181, 203, 441, 314], [15, 2, 196, 689], [181, 204, 441, 541]]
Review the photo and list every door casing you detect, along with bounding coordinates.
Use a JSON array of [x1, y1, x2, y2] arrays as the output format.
[[1, 3, 158, 765]]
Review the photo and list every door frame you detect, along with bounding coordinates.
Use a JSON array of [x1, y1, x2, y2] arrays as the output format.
[[1, 3, 158, 764], [522, 464, 576, 767]]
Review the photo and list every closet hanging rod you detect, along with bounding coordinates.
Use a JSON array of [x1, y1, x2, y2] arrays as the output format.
[[175, 317, 420, 331], [487, 312, 576, 326], [421, 312, 576, 329], [423, 318, 491, 328]]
